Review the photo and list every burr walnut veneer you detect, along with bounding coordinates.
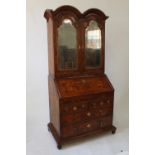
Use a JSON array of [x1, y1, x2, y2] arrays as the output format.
[[44, 5, 116, 149]]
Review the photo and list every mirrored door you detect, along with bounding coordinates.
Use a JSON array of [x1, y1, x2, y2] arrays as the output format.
[[58, 19, 77, 70], [85, 20, 102, 68]]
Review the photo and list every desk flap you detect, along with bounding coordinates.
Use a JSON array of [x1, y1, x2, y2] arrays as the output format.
[[55, 76, 114, 98]]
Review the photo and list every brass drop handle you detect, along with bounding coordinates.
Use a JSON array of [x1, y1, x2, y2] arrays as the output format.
[[73, 106, 77, 111], [86, 124, 91, 128], [87, 112, 91, 116]]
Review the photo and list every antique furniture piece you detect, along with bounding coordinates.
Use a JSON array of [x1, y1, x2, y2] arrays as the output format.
[[44, 5, 116, 149]]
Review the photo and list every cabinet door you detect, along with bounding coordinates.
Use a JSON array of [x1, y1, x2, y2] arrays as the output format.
[[53, 9, 81, 77], [85, 20, 102, 68], [57, 19, 78, 70], [82, 10, 107, 75]]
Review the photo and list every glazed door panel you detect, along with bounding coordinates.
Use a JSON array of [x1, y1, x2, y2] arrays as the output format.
[[81, 13, 105, 75], [53, 11, 82, 77], [85, 20, 102, 68], [58, 19, 78, 70]]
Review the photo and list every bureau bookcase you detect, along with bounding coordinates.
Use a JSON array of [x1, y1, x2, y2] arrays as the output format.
[[44, 5, 116, 149]]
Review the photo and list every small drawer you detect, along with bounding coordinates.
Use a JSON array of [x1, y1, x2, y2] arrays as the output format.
[[61, 111, 94, 125], [61, 101, 88, 114], [61, 120, 98, 138], [76, 119, 99, 135], [75, 115, 112, 135], [62, 119, 100, 138], [89, 99, 112, 110]]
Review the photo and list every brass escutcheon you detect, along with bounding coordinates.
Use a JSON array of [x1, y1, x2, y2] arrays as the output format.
[[73, 106, 77, 111], [86, 124, 91, 128], [87, 112, 91, 116]]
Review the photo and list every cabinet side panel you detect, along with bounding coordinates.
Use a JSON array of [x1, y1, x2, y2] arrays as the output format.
[[49, 78, 60, 134], [47, 18, 55, 77]]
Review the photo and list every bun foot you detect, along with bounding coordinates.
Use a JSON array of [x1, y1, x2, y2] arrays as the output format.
[[112, 130, 115, 134], [112, 126, 116, 134], [47, 125, 51, 132], [57, 144, 62, 150]]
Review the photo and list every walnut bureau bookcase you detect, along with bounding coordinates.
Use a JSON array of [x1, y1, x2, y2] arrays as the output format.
[[44, 5, 116, 149]]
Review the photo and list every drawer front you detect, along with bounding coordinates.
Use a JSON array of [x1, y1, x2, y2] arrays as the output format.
[[61, 100, 89, 114], [61, 107, 113, 125], [61, 93, 113, 114], [61, 115, 112, 138], [89, 94, 113, 110]]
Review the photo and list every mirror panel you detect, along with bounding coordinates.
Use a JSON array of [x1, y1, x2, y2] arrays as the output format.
[[58, 19, 77, 70], [85, 20, 101, 68]]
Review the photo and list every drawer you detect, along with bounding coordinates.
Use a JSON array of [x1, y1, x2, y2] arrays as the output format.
[[61, 95, 112, 115], [61, 119, 98, 138], [61, 107, 113, 125], [77, 115, 112, 135], [89, 95, 113, 110], [61, 101, 89, 114], [76, 119, 99, 135], [61, 115, 112, 138]]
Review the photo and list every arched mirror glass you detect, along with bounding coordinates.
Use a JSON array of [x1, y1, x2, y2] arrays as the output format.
[[58, 19, 77, 70], [85, 20, 101, 68]]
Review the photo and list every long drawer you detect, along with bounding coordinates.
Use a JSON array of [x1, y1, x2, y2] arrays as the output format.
[[61, 93, 113, 114], [61, 115, 112, 138], [61, 107, 113, 125]]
